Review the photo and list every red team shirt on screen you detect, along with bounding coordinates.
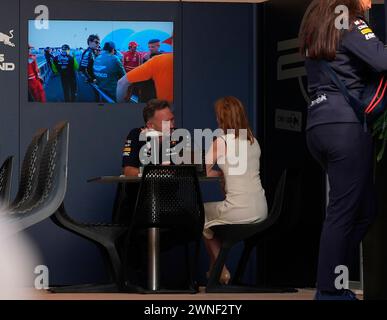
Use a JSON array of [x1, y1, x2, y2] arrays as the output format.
[[123, 51, 142, 72], [126, 53, 173, 103]]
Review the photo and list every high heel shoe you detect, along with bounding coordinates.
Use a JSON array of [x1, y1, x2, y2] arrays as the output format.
[[206, 268, 231, 285], [219, 269, 231, 285]]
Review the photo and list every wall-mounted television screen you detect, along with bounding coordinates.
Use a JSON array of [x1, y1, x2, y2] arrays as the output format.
[[28, 20, 173, 104]]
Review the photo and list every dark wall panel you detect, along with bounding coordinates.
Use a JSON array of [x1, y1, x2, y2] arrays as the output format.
[[0, 0, 259, 285], [0, 0, 20, 199], [261, 0, 325, 287], [19, 0, 181, 284], [181, 2, 258, 285], [181, 2, 255, 133], [363, 2, 387, 301]]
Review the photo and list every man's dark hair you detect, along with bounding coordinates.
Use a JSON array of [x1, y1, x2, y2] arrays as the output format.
[[148, 39, 160, 44], [103, 41, 115, 53], [87, 34, 100, 45], [143, 99, 170, 123]]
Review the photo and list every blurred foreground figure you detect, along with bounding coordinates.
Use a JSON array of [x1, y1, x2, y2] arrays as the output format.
[[0, 207, 41, 299]]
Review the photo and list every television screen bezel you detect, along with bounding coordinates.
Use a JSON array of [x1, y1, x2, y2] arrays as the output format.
[[20, 0, 181, 112]]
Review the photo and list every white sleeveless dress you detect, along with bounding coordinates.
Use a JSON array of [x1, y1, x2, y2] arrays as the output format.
[[203, 134, 268, 239]]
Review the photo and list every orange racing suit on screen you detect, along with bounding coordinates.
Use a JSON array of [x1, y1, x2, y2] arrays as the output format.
[[126, 53, 173, 103], [28, 54, 46, 102]]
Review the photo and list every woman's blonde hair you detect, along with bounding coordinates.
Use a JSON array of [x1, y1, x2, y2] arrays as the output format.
[[214, 96, 255, 144]]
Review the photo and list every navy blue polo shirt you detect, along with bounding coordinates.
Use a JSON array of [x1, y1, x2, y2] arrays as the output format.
[[122, 128, 183, 168], [305, 17, 387, 130]]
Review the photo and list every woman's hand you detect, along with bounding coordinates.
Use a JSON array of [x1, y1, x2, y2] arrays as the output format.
[[219, 171, 226, 196], [205, 137, 226, 196], [207, 169, 226, 196], [207, 168, 222, 177]]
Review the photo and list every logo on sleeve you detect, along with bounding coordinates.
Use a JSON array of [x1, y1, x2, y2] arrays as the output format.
[[354, 19, 375, 40], [123, 139, 132, 156]]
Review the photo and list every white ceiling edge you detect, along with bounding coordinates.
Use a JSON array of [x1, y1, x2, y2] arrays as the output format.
[[97, 0, 269, 3], [96, 0, 387, 4], [181, 0, 268, 2]]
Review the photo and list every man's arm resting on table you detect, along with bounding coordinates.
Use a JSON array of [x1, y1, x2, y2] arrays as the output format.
[[123, 166, 139, 177]]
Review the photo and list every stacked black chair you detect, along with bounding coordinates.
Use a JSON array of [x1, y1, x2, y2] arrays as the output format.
[[49, 203, 131, 293], [9, 128, 49, 211], [49, 135, 134, 293], [0, 128, 48, 210], [232, 168, 303, 287], [205, 170, 297, 293], [126, 165, 205, 293], [0, 156, 14, 206], [1, 123, 68, 236]]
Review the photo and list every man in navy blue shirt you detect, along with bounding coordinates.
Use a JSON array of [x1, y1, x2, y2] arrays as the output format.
[[115, 100, 178, 287], [113, 99, 177, 225], [122, 99, 176, 176]]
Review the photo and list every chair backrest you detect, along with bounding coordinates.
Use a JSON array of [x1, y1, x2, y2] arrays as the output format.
[[264, 170, 287, 229], [5, 122, 69, 234], [10, 128, 49, 210], [278, 168, 303, 231], [0, 156, 14, 206], [133, 165, 205, 236]]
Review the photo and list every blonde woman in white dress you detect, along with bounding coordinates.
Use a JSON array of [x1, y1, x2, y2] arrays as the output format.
[[204, 96, 268, 285]]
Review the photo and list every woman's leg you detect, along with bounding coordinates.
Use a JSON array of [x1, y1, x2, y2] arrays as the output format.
[[204, 236, 222, 268], [203, 236, 230, 283], [346, 131, 377, 269]]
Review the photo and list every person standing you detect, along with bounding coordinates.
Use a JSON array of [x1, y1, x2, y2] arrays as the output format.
[[44, 47, 54, 73], [117, 36, 174, 103], [80, 34, 100, 83], [93, 41, 126, 102], [28, 45, 46, 102], [123, 41, 142, 73], [143, 39, 164, 63], [299, 0, 385, 300], [52, 44, 78, 102]]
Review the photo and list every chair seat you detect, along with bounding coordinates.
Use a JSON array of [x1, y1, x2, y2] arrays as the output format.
[[52, 209, 128, 244], [83, 225, 127, 234], [206, 170, 296, 293], [210, 222, 268, 246], [53, 208, 126, 230], [81, 222, 125, 228], [59, 222, 127, 241]]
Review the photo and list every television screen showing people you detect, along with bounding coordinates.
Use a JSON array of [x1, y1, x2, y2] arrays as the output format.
[[28, 20, 173, 104]]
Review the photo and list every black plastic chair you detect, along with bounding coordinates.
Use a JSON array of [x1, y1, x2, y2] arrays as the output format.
[[205, 170, 297, 293], [232, 168, 303, 287], [1, 122, 69, 236], [0, 156, 14, 206], [9, 128, 49, 211], [49, 203, 131, 293], [125, 165, 205, 293]]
